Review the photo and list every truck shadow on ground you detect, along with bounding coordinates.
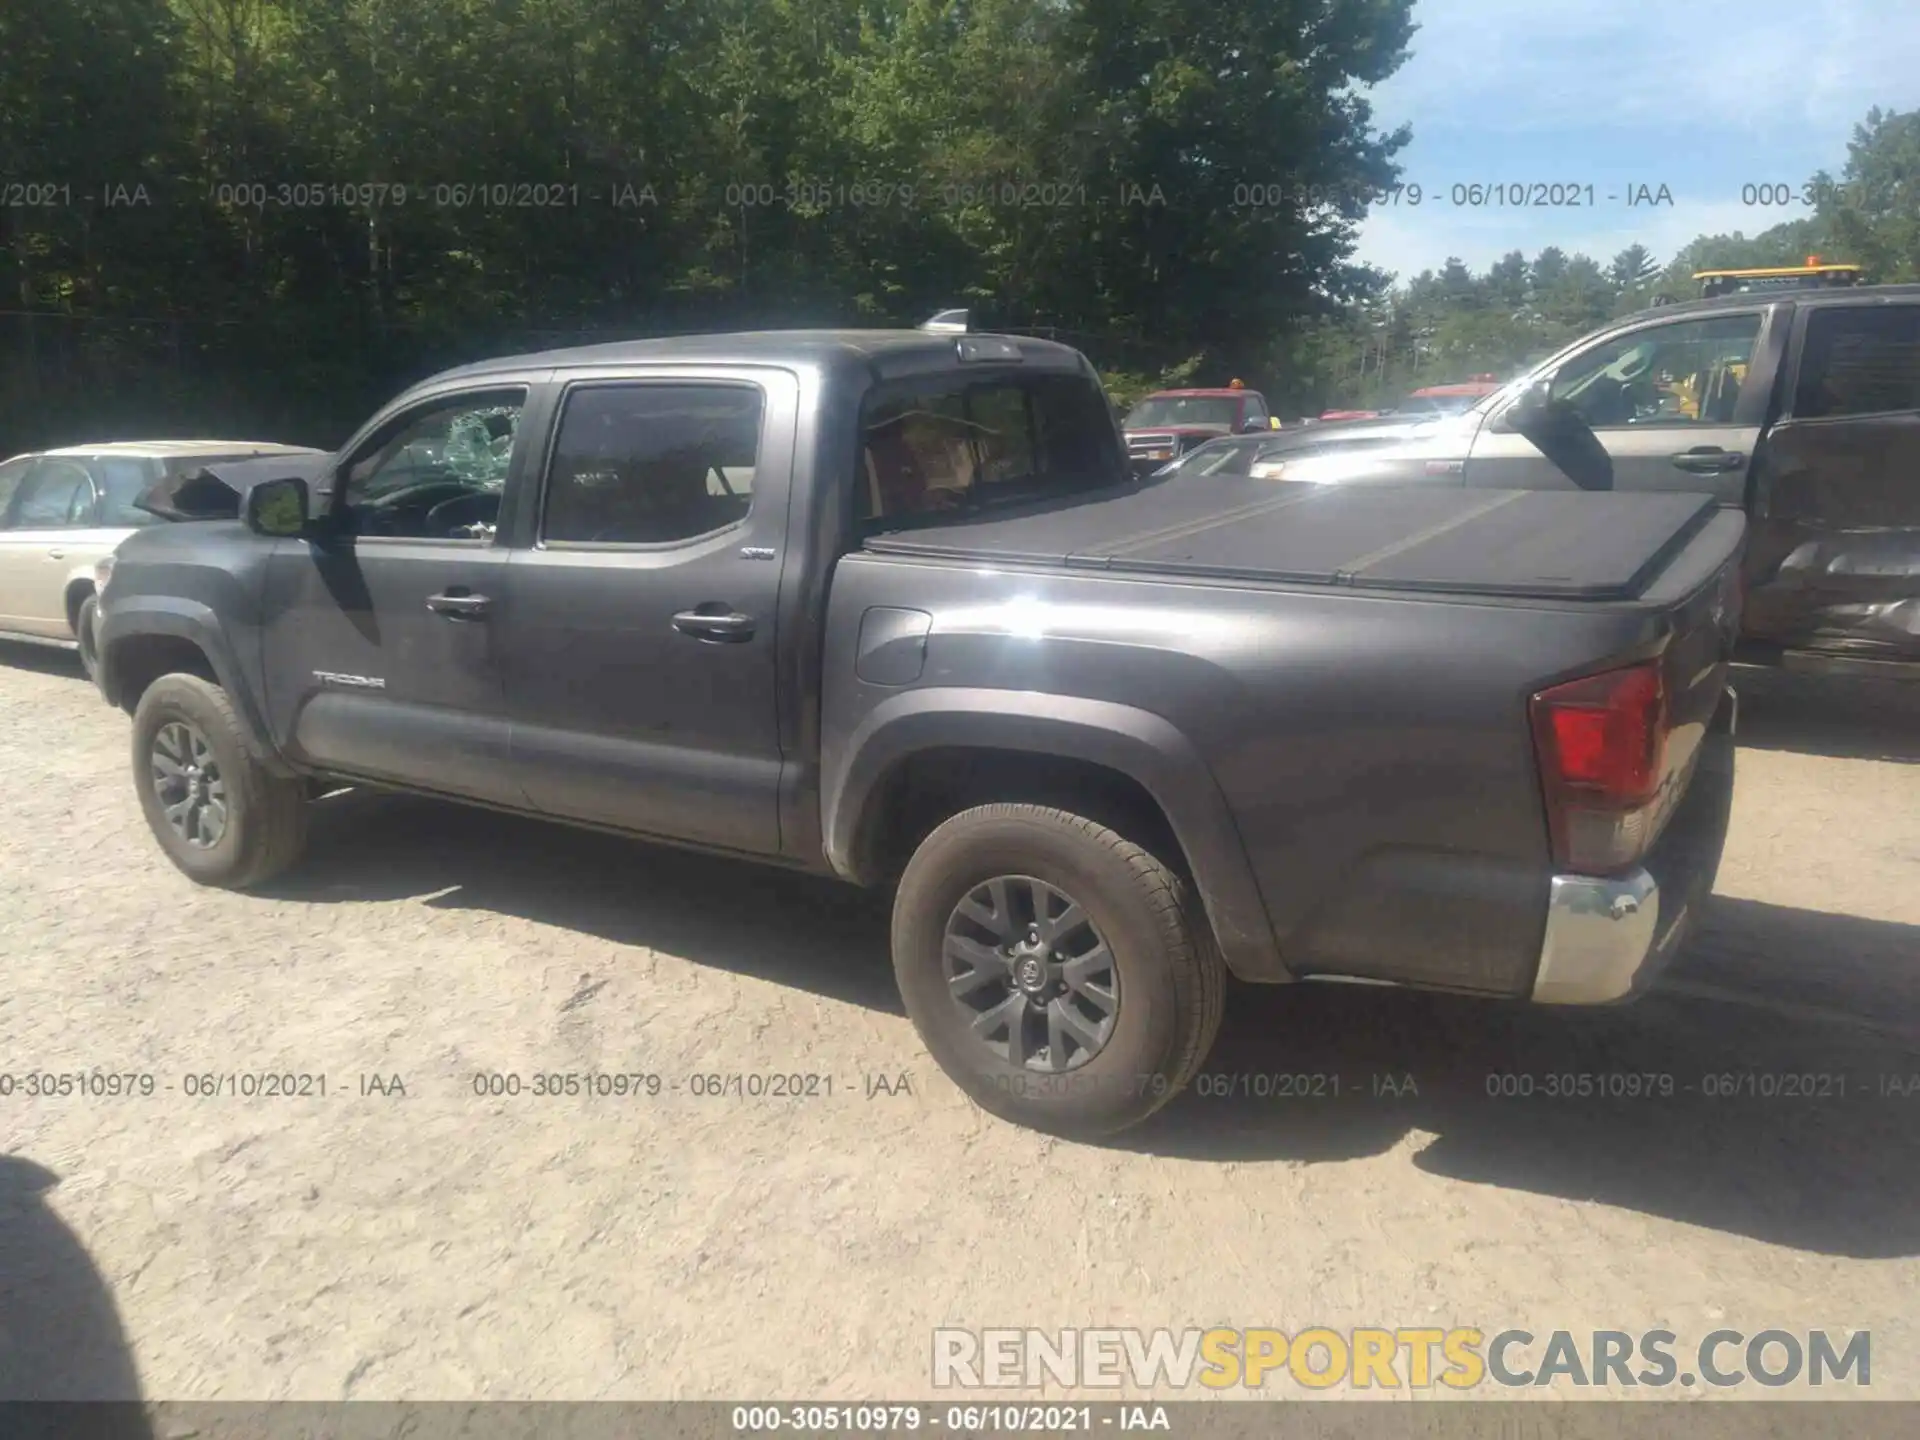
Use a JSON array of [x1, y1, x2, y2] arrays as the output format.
[[268, 788, 903, 1014], [275, 793, 1919, 1258], [1119, 895, 1920, 1259], [1730, 666, 1920, 763], [0, 1156, 154, 1433]]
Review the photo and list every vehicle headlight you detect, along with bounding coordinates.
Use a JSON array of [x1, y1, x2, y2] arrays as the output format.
[[94, 554, 116, 593], [1145, 449, 1172, 460]]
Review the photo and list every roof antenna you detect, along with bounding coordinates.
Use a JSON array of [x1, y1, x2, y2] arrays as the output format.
[[919, 308, 970, 334]]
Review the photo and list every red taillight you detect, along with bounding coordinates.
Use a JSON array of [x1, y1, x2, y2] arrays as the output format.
[[1531, 662, 1670, 872], [1536, 664, 1664, 800]]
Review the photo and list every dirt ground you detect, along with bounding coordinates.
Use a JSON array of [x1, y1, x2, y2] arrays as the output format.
[[1, 646, 1916, 1403]]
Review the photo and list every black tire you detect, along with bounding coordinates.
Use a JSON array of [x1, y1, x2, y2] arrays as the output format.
[[892, 804, 1225, 1136], [130, 673, 309, 888], [74, 592, 100, 681]]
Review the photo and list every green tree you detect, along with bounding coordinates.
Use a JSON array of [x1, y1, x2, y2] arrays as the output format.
[[1814, 106, 1920, 282]]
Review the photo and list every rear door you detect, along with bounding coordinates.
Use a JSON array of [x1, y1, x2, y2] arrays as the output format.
[[259, 382, 542, 804], [0, 458, 96, 636], [495, 367, 797, 854], [1465, 308, 1775, 500], [1744, 298, 1920, 657]]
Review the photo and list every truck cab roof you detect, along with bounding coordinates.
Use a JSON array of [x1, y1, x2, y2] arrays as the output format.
[[421, 329, 1093, 388]]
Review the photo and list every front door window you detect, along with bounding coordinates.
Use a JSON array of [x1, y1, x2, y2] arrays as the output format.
[[339, 390, 527, 539], [1550, 314, 1763, 428], [10, 460, 95, 528]]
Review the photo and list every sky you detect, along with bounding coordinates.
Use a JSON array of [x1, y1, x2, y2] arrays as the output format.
[[1352, 0, 1920, 281]]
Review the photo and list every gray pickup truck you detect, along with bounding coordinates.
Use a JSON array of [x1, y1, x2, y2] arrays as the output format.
[[95, 328, 1742, 1135]]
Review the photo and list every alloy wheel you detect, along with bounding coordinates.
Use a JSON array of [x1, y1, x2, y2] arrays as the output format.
[[150, 721, 228, 848], [942, 875, 1120, 1072]]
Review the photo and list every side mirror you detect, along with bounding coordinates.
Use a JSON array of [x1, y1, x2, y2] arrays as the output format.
[[1501, 378, 1555, 434], [244, 475, 311, 538], [1240, 417, 1268, 434]]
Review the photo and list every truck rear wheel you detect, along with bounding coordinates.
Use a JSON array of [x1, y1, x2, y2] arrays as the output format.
[[131, 674, 309, 889], [891, 804, 1224, 1136]]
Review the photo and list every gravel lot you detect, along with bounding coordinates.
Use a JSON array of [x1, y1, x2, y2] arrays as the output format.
[[2, 645, 1916, 1402]]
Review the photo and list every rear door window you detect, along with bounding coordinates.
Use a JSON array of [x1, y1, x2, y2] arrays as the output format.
[[542, 383, 763, 546], [93, 457, 166, 526], [1794, 305, 1920, 418]]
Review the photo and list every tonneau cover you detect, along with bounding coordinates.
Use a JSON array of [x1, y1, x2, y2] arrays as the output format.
[[863, 476, 1720, 601]]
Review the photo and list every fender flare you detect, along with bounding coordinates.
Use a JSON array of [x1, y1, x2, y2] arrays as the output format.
[[98, 598, 295, 777], [823, 687, 1287, 981]]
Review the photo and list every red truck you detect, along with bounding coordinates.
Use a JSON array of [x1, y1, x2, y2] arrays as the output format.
[[1121, 382, 1275, 473], [1319, 376, 1505, 424]]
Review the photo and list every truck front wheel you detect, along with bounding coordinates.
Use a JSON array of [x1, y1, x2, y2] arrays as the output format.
[[892, 804, 1225, 1136], [131, 674, 309, 889]]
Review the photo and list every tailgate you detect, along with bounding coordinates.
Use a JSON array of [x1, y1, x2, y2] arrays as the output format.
[[1607, 503, 1747, 857]]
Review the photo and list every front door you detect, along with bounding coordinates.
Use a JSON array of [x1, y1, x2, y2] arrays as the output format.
[[496, 370, 795, 854], [259, 384, 534, 805], [1465, 309, 1770, 502]]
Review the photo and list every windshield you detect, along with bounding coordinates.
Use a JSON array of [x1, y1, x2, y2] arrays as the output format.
[[859, 372, 1125, 527], [1123, 396, 1240, 429]]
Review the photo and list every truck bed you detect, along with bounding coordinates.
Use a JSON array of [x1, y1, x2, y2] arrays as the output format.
[[863, 476, 1721, 602]]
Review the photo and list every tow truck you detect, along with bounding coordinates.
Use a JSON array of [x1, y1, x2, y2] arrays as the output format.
[[1692, 257, 1863, 300]]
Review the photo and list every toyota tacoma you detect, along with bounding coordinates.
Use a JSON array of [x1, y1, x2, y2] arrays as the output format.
[[94, 327, 1741, 1135]]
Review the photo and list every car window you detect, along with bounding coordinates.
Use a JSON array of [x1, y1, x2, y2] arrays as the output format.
[[1551, 313, 1763, 428], [1794, 305, 1920, 419], [860, 372, 1123, 525], [341, 389, 526, 539], [542, 383, 763, 545], [1242, 395, 1268, 427], [0, 456, 33, 525], [92, 457, 166, 527], [11, 460, 95, 528]]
